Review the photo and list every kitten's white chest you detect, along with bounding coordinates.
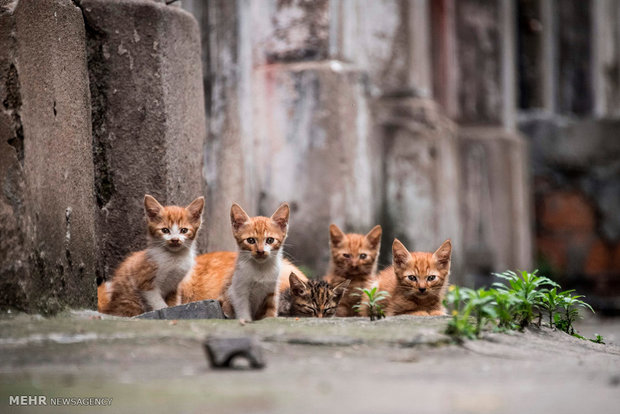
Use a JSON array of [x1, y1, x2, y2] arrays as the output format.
[[230, 255, 281, 317], [148, 246, 195, 294]]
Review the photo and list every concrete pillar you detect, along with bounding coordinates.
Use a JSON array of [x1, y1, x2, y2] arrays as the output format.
[[434, 0, 533, 283], [252, 61, 375, 274], [331, 1, 464, 276], [373, 98, 462, 273], [593, 0, 620, 118], [0, 0, 97, 313], [78, 0, 207, 278], [333, 0, 432, 98], [458, 127, 531, 285], [557, 0, 593, 115]]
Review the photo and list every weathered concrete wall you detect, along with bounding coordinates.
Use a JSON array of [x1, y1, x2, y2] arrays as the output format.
[[329, 0, 466, 278], [374, 98, 461, 270], [250, 0, 330, 65], [430, 0, 532, 285], [182, 0, 532, 283], [458, 127, 531, 286], [79, 0, 207, 278], [201, 0, 253, 253], [333, 0, 432, 98], [0, 0, 97, 313], [253, 61, 376, 274], [454, 0, 503, 124], [594, 0, 620, 118]]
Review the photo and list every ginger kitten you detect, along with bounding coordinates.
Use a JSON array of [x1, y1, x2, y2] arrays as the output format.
[[378, 239, 452, 316], [278, 273, 350, 318], [323, 224, 382, 316], [182, 202, 290, 321], [98, 195, 204, 316]]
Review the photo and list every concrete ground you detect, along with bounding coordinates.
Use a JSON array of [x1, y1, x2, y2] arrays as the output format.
[[1, 311, 619, 414]]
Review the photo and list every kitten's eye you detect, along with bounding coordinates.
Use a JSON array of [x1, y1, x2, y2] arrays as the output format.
[[266, 237, 274, 244], [427, 275, 436, 281], [408, 275, 417, 281], [343, 253, 351, 259], [359, 253, 367, 259], [246, 238, 256, 244], [180, 228, 188, 234], [161, 228, 170, 234]]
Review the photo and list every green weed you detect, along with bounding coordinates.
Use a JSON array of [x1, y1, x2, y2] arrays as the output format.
[[352, 287, 390, 321], [444, 269, 596, 343]]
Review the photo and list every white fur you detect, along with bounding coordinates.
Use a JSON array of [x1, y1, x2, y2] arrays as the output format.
[[143, 243, 196, 311], [227, 249, 282, 320]]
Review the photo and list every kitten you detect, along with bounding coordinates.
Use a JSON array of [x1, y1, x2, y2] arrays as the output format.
[[191, 202, 290, 321], [378, 239, 452, 316], [278, 273, 350, 318], [175, 251, 307, 305], [97, 194, 204, 316], [323, 224, 382, 316]]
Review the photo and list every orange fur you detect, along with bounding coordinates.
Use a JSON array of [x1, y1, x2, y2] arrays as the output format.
[[378, 239, 452, 316], [176, 251, 307, 304], [98, 195, 204, 317], [323, 224, 382, 316]]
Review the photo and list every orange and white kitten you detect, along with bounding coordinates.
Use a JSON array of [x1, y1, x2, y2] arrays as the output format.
[[176, 252, 307, 306], [378, 239, 452, 316], [205, 203, 290, 321], [323, 224, 382, 316], [98, 195, 204, 316]]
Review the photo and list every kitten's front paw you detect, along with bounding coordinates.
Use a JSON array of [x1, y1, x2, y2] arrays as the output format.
[[428, 309, 445, 316], [151, 303, 168, 311]]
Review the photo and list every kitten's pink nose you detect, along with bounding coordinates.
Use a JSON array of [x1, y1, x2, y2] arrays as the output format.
[[256, 250, 265, 257], [170, 238, 181, 246], [419, 288, 427, 293]]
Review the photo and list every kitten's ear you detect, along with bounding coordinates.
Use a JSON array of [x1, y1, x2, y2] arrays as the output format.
[[271, 202, 290, 232], [289, 272, 308, 297], [365, 225, 382, 249], [186, 196, 205, 223], [433, 239, 452, 270], [392, 238, 411, 267], [230, 203, 250, 231], [332, 279, 351, 301], [329, 224, 345, 246], [144, 195, 163, 221]]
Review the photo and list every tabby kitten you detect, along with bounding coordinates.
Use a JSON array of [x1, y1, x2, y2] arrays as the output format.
[[323, 224, 382, 317], [278, 273, 350, 318], [221, 202, 290, 321], [98, 195, 204, 316], [378, 239, 452, 316]]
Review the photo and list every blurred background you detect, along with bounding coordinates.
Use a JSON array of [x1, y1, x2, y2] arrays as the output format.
[[1, 0, 619, 314]]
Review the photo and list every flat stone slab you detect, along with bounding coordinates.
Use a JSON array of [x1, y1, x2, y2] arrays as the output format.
[[136, 300, 225, 320]]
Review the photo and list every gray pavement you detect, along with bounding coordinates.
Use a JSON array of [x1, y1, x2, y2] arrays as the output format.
[[1, 311, 619, 413]]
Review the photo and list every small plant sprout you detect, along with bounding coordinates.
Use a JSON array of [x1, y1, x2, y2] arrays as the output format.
[[467, 288, 497, 336], [352, 287, 389, 321], [491, 289, 518, 331], [541, 287, 562, 328], [444, 285, 477, 340], [492, 270, 558, 329], [553, 290, 594, 336]]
